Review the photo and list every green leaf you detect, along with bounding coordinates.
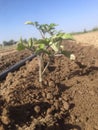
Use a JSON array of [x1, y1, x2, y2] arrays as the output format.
[[37, 39, 50, 45], [61, 33, 73, 40], [49, 23, 58, 28], [39, 44, 45, 49], [49, 41, 59, 52], [17, 43, 26, 51], [28, 38, 33, 48], [25, 21, 39, 28], [61, 50, 72, 58], [24, 21, 34, 25], [35, 48, 50, 55]]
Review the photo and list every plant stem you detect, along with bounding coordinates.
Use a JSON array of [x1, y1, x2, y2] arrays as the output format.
[[42, 62, 49, 75], [38, 55, 43, 83], [38, 29, 45, 39]]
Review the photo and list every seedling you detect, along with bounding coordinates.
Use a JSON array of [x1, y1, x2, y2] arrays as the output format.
[[17, 37, 25, 51], [17, 21, 74, 82]]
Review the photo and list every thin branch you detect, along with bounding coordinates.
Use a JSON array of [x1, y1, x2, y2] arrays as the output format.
[[24, 46, 34, 52], [38, 29, 46, 39], [42, 61, 49, 75]]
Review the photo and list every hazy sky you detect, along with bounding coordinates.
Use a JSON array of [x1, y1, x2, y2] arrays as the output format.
[[0, 0, 98, 43]]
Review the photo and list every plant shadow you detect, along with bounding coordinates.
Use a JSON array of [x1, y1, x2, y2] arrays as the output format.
[[46, 123, 81, 130], [8, 102, 50, 124], [56, 83, 70, 92], [2, 101, 80, 130], [2, 102, 50, 130]]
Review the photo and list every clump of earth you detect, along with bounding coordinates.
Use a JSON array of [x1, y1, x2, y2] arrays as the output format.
[[0, 40, 98, 130]]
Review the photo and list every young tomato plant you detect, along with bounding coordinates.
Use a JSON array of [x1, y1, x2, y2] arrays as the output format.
[[18, 21, 74, 83]]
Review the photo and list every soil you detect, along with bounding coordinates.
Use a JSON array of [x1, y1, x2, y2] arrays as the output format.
[[73, 31, 98, 47], [0, 50, 32, 73], [0, 49, 17, 57], [0, 40, 98, 130]]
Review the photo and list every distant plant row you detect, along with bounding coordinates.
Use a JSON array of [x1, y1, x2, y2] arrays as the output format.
[[71, 26, 98, 35], [0, 38, 36, 47]]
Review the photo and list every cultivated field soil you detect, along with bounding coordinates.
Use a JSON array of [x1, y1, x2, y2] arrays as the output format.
[[0, 32, 98, 130], [0, 50, 32, 73]]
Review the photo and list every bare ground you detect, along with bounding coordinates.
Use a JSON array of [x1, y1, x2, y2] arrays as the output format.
[[0, 36, 98, 130], [73, 31, 98, 47]]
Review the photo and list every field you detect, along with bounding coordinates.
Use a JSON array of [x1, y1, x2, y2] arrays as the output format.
[[73, 31, 98, 46], [0, 31, 98, 130], [0, 45, 17, 57]]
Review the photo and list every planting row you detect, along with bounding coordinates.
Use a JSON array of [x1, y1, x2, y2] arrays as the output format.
[[0, 50, 32, 73]]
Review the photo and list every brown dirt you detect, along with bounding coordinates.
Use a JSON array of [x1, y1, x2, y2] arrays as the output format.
[[0, 49, 32, 73], [73, 31, 98, 47], [0, 49, 17, 57], [0, 40, 98, 130]]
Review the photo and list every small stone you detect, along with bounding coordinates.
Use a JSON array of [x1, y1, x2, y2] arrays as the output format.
[[75, 118, 80, 123], [54, 100, 59, 110], [62, 94, 67, 101], [47, 106, 55, 115], [48, 81, 55, 87], [44, 80, 48, 86], [1, 116, 10, 125], [47, 108, 52, 115], [78, 90, 82, 94], [34, 105, 40, 114], [63, 101, 69, 110], [6, 72, 13, 80], [65, 77, 68, 80], [45, 114, 54, 126], [2, 108, 8, 116], [60, 107, 65, 112], [47, 93, 53, 100], [15, 124, 19, 128], [54, 113, 58, 118], [59, 98, 62, 101], [42, 92, 46, 97], [31, 116, 34, 119], [70, 115, 75, 122], [70, 54, 76, 61], [60, 111, 64, 115]]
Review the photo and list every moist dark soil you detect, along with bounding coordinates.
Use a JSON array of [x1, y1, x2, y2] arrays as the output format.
[[0, 40, 98, 130]]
